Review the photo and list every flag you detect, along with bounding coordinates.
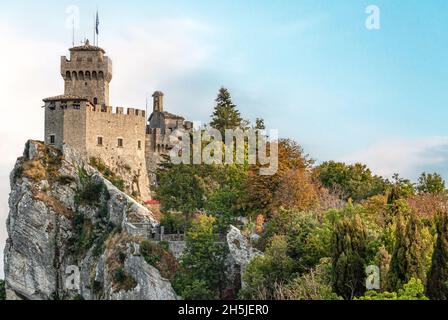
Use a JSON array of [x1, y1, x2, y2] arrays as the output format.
[[95, 11, 99, 35]]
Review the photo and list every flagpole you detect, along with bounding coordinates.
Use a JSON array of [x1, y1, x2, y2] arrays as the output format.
[[93, 14, 95, 45]]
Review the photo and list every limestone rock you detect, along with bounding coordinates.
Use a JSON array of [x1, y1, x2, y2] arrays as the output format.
[[3, 140, 176, 300]]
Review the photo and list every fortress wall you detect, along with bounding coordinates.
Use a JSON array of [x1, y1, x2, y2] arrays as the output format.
[[85, 106, 150, 199], [44, 101, 87, 153]]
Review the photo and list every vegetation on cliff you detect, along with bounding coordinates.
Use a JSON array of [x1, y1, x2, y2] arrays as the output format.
[[153, 87, 448, 300]]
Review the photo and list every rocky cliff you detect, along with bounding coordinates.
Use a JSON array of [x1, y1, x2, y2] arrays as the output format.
[[3, 141, 177, 300]]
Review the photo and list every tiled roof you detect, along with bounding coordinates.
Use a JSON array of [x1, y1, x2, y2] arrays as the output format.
[[163, 111, 184, 120]]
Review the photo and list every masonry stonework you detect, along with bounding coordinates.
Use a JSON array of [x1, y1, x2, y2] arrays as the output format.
[[43, 41, 192, 200]]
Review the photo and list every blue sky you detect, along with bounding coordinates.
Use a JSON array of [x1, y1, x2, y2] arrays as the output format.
[[0, 0, 448, 276]]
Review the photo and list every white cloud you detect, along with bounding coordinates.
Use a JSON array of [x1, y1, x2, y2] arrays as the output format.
[[341, 137, 448, 180]]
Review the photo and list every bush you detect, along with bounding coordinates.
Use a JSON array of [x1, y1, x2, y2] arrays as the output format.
[[140, 240, 179, 280], [160, 212, 186, 234], [0, 280, 5, 300], [113, 267, 137, 292], [179, 280, 214, 300]]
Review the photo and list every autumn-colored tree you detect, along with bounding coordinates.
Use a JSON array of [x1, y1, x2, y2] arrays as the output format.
[[245, 139, 314, 215], [273, 168, 319, 212], [426, 211, 448, 300]]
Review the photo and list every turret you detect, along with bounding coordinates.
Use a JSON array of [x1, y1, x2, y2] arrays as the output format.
[[152, 91, 164, 112], [61, 39, 112, 106]]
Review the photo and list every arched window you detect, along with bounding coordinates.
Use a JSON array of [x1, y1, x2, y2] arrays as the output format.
[[98, 71, 104, 80], [72, 71, 78, 80], [66, 71, 71, 80], [93, 97, 98, 105], [92, 71, 97, 80], [79, 71, 84, 80], [85, 71, 91, 80]]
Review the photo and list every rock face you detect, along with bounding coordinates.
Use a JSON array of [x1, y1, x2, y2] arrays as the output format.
[[3, 141, 177, 300], [226, 226, 263, 286]]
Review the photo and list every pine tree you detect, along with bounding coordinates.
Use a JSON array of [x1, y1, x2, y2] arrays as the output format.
[[210, 87, 243, 134], [387, 211, 426, 291], [332, 214, 367, 300], [426, 211, 448, 299]]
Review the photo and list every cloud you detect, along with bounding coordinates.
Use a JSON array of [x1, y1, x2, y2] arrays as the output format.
[[341, 137, 448, 180]]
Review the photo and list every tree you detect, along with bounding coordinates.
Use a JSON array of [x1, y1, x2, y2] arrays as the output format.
[[331, 214, 367, 300], [210, 87, 243, 134], [314, 161, 387, 202], [0, 280, 5, 300], [417, 172, 446, 194], [283, 258, 341, 300], [357, 278, 428, 300], [426, 211, 448, 299], [176, 215, 228, 299], [245, 139, 314, 215], [239, 235, 295, 300], [387, 212, 427, 291], [272, 169, 320, 212]]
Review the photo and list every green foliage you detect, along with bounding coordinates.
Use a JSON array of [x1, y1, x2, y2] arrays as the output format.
[[210, 87, 243, 134], [178, 279, 214, 300], [113, 267, 137, 292], [0, 279, 5, 300], [357, 278, 428, 300], [417, 172, 446, 194], [175, 215, 228, 299], [331, 214, 367, 300], [426, 211, 448, 299], [75, 167, 109, 205], [240, 235, 295, 299], [387, 212, 428, 292], [387, 174, 415, 203], [160, 212, 186, 234], [283, 258, 342, 300], [261, 209, 332, 274], [315, 161, 387, 202]]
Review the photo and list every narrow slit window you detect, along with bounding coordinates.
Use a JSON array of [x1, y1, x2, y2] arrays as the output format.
[[50, 135, 55, 144], [97, 137, 103, 146], [118, 138, 123, 147]]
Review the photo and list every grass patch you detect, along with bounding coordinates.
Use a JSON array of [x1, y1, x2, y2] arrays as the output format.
[[90, 157, 125, 191]]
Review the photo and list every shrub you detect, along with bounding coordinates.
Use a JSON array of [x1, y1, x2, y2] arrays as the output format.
[[140, 240, 179, 280]]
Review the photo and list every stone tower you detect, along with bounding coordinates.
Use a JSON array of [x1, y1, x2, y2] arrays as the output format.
[[61, 40, 112, 106], [152, 91, 164, 112]]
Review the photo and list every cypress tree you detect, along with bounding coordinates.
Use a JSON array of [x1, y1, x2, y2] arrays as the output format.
[[426, 211, 448, 299], [387, 211, 426, 291], [210, 87, 243, 135], [332, 214, 367, 300]]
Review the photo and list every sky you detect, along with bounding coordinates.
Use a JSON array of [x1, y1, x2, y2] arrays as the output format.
[[0, 0, 447, 277]]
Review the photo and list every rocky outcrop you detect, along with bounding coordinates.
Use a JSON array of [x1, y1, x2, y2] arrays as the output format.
[[226, 226, 263, 287], [3, 141, 177, 300]]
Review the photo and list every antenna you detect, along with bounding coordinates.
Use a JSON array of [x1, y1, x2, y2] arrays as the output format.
[[72, 16, 75, 46]]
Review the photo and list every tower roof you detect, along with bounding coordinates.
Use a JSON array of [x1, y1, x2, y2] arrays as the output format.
[[152, 91, 164, 97], [70, 39, 105, 54]]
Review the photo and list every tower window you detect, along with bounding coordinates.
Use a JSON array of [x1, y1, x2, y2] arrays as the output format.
[[118, 138, 123, 147], [93, 97, 98, 105], [50, 135, 55, 144], [138, 140, 142, 149], [97, 137, 103, 146]]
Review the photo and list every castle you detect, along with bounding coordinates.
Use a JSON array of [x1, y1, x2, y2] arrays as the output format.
[[43, 40, 191, 199]]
